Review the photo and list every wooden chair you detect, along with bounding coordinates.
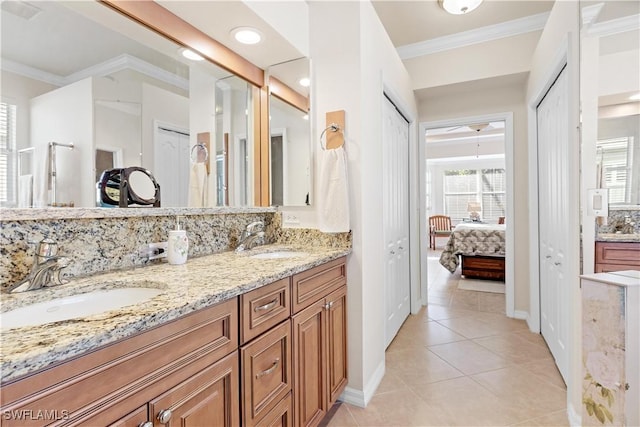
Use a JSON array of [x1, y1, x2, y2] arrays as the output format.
[[429, 215, 453, 249]]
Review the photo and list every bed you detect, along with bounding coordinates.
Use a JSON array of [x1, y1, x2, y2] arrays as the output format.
[[439, 223, 506, 280]]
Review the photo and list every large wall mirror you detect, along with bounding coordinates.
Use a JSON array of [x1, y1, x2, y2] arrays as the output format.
[[581, 1, 640, 208], [267, 58, 311, 207], [1, 1, 260, 209]]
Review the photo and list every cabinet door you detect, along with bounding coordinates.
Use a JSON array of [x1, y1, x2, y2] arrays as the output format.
[[108, 406, 148, 427], [326, 286, 348, 405], [148, 352, 239, 427], [241, 321, 292, 426], [292, 299, 327, 427], [255, 392, 293, 427]]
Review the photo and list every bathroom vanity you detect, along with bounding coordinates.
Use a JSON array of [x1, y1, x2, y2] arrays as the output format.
[[595, 240, 640, 273], [0, 249, 348, 427]]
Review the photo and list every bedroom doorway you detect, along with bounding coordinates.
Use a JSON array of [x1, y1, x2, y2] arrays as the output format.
[[419, 113, 515, 317]]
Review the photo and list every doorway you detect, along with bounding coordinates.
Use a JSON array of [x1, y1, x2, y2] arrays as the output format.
[[153, 121, 190, 207], [420, 113, 515, 317]]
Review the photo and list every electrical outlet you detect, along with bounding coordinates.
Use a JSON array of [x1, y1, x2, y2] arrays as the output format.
[[283, 213, 300, 226]]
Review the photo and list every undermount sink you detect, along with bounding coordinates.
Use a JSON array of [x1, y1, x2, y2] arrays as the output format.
[[1, 287, 163, 330], [249, 251, 308, 260]]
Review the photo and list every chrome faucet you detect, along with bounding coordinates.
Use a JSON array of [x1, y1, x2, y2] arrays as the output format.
[[7, 238, 71, 293], [235, 221, 266, 252]]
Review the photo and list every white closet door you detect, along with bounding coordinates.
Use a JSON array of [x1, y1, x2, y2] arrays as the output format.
[[383, 96, 411, 348], [154, 125, 190, 207], [536, 66, 569, 382]]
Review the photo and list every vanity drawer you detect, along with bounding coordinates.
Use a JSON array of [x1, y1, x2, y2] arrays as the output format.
[[241, 320, 292, 427], [595, 241, 640, 272], [292, 256, 346, 314], [255, 392, 293, 427], [240, 278, 291, 344]]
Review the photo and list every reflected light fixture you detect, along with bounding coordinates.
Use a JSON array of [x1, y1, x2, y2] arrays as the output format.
[[439, 0, 483, 15], [630, 93, 640, 101], [299, 77, 310, 87], [231, 27, 262, 45], [180, 48, 204, 61]]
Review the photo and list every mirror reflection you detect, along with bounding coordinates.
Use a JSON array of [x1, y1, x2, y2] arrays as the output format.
[[581, 0, 640, 207], [268, 58, 311, 206], [1, 1, 253, 208]]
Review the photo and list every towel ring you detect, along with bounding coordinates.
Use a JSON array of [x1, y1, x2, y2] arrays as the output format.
[[320, 123, 341, 150], [190, 143, 209, 163]]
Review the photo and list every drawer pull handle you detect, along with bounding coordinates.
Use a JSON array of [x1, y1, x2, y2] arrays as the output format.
[[324, 301, 334, 310], [157, 409, 172, 424], [256, 358, 280, 379], [139, 423, 153, 427], [255, 299, 278, 312]]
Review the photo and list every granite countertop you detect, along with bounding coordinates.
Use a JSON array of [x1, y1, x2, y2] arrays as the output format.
[[596, 233, 640, 242], [0, 244, 350, 383]]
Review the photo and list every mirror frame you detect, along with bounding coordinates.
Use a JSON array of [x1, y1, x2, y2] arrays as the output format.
[[100, 0, 273, 206]]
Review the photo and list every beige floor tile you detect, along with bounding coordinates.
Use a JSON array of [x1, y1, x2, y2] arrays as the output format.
[[519, 359, 567, 390], [321, 402, 359, 427], [436, 316, 507, 339], [449, 289, 480, 310], [373, 370, 409, 395], [477, 291, 507, 314], [511, 409, 570, 426], [346, 388, 451, 426], [411, 376, 525, 426], [386, 347, 464, 386], [424, 304, 477, 321], [389, 320, 466, 349], [472, 366, 567, 422], [428, 340, 510, 375], [511, 330, 550, 348], [473, 334, 554, 364]]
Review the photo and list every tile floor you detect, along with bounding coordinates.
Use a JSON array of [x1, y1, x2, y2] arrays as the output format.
[[322, 249, 569, 426]]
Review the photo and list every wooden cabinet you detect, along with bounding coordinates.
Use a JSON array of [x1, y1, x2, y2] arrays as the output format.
[[292, 257, 347, 427], [241, 278, 291, 345], [595, 241, 640, 272], [461, 255, 505, 280], [0, 299, 238, 427], [581, 271, 640, 426]]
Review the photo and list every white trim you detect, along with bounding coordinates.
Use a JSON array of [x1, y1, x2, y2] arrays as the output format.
[[513, 310, 529, 321], [0, 54, 188, 91], [568, 402, 581, 427], [588, 13, 640, 37], [420, 112, 515, 317], [340, 360, 385, 408], [580, 3, 604, 29], [397, 12, 550, 59]]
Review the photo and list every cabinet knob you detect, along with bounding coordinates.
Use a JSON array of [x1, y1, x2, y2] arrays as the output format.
[[139, 422, 153, 427], [157, 409, 173, 424]]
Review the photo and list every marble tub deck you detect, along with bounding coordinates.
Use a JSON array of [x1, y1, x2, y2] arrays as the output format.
[[0, 244, 349, 382]]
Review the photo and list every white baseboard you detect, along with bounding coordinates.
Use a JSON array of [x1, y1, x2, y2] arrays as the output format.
[[568, 402, 581, 426], [339, 360, 385, 408], [513, 310, 529, 321]]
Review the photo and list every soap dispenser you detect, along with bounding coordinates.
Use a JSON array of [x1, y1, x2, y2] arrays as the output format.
[[167, 216, 188, 265]]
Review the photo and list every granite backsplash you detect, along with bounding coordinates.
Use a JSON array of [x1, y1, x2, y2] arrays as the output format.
[[597, 209, 640, 235], [0, 209, 351, 291]]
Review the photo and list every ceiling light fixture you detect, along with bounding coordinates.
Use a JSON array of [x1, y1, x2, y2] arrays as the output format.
[[438, 0, 483, 15], [231, 27, 262, 45], [180, 48, 204, 61], [299, 77, 310, 88], [630, 93, 640, 101]]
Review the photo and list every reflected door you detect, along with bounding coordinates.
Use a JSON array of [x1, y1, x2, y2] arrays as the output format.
[[154, 123, 190, 207]]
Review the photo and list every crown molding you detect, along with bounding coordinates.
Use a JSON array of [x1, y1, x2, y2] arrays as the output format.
[[1, 54, 188, 91], [588, 13, 640, 37], [581, 3, 604, 29], [397, 11, 550, 60]]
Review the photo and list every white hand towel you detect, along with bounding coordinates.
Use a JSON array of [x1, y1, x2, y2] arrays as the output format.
[[18, 174, 33, 208], [32, 145, 50, 208], [188, 163, 208, 207], [318, 146, 350, 232]]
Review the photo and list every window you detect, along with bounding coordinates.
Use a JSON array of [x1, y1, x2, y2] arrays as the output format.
[[0, 102, 17, 206], [443, 168, 505, 221], [597, 137, 633, 204]]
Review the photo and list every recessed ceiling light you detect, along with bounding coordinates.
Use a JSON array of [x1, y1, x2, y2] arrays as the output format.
[[438, 0, 483, 15], [299, 77, 310, 88], [630, 93, 640, 101], [231, 27, 262, 45], [180, 48, 204, 61]]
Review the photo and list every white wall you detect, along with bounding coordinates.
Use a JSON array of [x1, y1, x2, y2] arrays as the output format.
[[30, 78, 93, 207], [525, 1, 581, 424], [308, 0, 418, 406]]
